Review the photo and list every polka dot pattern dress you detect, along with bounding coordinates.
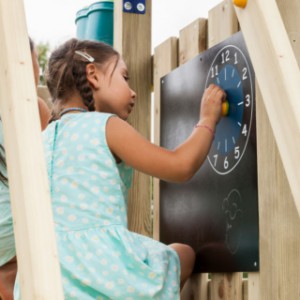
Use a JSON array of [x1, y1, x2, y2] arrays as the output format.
[[41, 112, 180, 299]]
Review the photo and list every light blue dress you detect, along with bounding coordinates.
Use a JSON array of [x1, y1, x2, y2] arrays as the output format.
[[36, 112, 180, 299], [0, 121, 15, 267]]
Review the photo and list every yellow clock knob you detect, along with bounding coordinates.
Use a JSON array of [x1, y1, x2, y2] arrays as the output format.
[[233, 0, 247, 8], [222, 100, 229, 117]]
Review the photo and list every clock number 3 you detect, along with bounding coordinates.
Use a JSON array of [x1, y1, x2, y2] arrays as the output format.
[[205, 45, 254, 175]]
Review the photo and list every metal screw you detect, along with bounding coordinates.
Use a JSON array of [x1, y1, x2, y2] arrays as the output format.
[[137, 3, 145, 12], [124, 1, 132, 10]]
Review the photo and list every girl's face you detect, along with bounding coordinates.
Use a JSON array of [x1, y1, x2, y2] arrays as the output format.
[[90, 57, 136, 120]]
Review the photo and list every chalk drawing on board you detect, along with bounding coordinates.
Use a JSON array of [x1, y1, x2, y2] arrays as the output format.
[[222, 189, 243, 254]]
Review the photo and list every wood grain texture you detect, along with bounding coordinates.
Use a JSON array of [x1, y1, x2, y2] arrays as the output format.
[[234, 0, 300, 298], [178, 18, 210, 300], [0, 0, 63, 298], [234, 0, 300, 215], [210, 273, 243, 300], [276, 0, 300, 63], [179, 18, 207, 65], [208, 0, 239, 48], [256, 86, 300, 300], [208, 1, 243, 299], [153, 37, 178, 241], [114, 0, 152, 236]]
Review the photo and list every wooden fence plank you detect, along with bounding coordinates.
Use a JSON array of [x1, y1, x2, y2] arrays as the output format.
[[246, 272, 259, 300], [0, 0, 63, 298], [208, 1, 243, 299], [210, 273, 243, 300], [178, 17, 210, 300], [276, 0, 300, 61], [114, 0, 152, 236], [208, 0, 239, 48], [153, 37, 178, 241], [179, 18, 207, 65], [255, 81, 300, 300]]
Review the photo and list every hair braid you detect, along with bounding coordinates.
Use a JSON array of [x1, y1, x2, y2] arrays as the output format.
[[46, 38, 120, 118], [72, 63, 95, 111]]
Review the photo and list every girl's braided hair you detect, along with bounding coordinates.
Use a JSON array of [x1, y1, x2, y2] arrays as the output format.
[[45, 38, 120, 120]]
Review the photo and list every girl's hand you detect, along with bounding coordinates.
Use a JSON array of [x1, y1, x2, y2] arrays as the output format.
[[107, 84, 226, 183], [200, 84, 226, 125]]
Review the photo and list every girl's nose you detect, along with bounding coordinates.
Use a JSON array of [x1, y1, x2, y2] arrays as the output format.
[[131, 89, 137, 100]]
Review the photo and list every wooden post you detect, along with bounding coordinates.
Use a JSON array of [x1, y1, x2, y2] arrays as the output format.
[[153, 37, 178, 240], [234, 0, 300, 298], [276, 0, 300, 60], [114, 0, 152, 236], [233, 0, 300, 215], [207, 1, 243, 300], [0, 0, 64, 298], [208, 0, 239, 47], [179, 18, 207, 65], [178, 18, 209, 300]]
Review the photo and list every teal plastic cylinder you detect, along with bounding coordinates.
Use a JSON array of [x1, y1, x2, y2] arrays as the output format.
[[75, 7, 89, 40], [85, 1, 114, 46]]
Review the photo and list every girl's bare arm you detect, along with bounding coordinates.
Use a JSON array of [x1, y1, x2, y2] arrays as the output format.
[[107, 84, 225, 183]]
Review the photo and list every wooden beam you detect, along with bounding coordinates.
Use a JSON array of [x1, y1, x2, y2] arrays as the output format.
[[276, 0, 300, 61], [114, 0, 152, 236], [0, 0, 63, 298], [179, 18, 207, 65], [235, 0, 300, 298], [153, 37, 178, 241], [234, 0, 300, 215], [208, 2, 243, 299], [208, 0, 239, 47], [255, 84, 300, 300], [178, 18, 210, 300]]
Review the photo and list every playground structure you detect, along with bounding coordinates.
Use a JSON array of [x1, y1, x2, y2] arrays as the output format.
[[0, 0, 299, 299]]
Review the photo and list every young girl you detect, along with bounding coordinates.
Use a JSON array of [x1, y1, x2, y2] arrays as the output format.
[[18, 38, 224, 299], [0, 37, 51, 300]]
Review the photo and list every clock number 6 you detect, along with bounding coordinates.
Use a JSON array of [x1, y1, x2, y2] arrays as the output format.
[[224, 157, 229, 170]]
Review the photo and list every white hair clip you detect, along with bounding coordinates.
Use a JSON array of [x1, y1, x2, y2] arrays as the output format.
[[75, 50, 95, 62]]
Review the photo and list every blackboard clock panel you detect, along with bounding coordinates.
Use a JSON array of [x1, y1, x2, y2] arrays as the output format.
[[160, 31, 259, 273]]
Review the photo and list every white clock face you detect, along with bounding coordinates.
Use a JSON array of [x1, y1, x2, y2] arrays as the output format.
[[205, 45, 254, 175]]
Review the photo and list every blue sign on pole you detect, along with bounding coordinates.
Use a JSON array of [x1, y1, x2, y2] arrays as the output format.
[[123, 0, 146, 14]]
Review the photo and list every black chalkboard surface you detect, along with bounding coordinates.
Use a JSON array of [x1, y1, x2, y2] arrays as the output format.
[[160, 31, 259, 273]]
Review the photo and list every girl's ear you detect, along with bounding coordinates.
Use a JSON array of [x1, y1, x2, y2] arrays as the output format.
[[86, 64, 101, 90]]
